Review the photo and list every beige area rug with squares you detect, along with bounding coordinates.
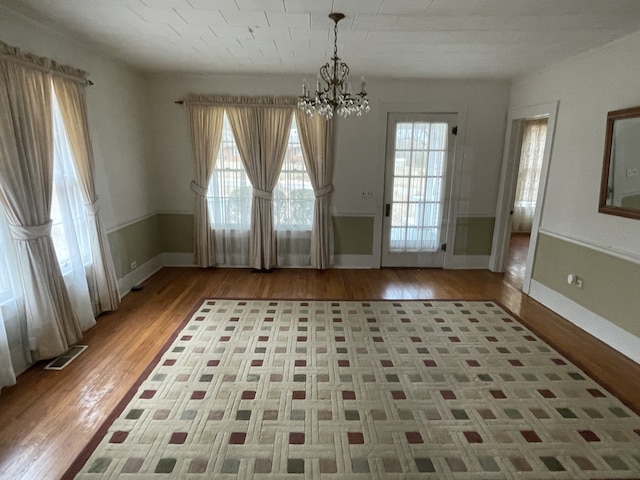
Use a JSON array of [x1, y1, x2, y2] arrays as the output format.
[[65, 299, 640, 479]]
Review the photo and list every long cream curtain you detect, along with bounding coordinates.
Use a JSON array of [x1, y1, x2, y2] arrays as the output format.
[[0, 55, 82, 360], [52, 76, 120, 313], [226, 106, 293, 270], [186, 104, 224, 267], [295, 112, 334, 269], [512, 118, 547, 233]]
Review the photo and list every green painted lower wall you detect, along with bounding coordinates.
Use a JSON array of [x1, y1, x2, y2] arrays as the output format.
[[159, 213, 194, 253], [454, 216, 495, 255], [532, 233, 640, 338], [332, 216, 374, 255], [107, 213, 193, 278], [107, 213, 375, 277], [107, 213, 498, 277]]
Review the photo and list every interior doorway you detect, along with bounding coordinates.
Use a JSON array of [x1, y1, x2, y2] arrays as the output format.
[[490, 102, 558, 293], [506, 118, 548, 287]]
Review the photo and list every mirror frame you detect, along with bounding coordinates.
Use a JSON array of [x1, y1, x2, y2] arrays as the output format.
[[599, 106, 640, 220]]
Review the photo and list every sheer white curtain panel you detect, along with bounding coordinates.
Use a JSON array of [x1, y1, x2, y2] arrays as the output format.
[[512, 118, 548, 233], [50, 93, 96, 332], [274, 117, 314, 267], [0, 216, 22, 390], [207, 112, 251, 266]]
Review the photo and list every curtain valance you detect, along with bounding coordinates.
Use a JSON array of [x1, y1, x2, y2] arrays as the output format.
[[0, 41, 91, 85], [182, 94, 297, 108]]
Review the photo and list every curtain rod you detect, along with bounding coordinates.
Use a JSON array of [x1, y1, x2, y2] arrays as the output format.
[[174, 95, 298, 107], [174, 100, 297, 108]]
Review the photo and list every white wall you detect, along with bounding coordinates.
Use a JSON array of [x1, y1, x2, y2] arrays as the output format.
[[510, 31, 640, 256], [509, 31, 640, 362], [0, 6, 154, 231], [148, 73, 510, 266]]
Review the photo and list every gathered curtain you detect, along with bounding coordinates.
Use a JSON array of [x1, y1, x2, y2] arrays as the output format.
[[512, 118, 548, 233], [52, 76, 120, 313], [226, 106, 293, 270], [295, 112, 334, 269], [0, 41, 117, 392], [0, 55, 82, 362], [186, 104, 224, 267], [183, 95, 333, 270]]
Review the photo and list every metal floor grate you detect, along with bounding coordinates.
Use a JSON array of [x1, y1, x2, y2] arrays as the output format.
[[44, 345, 88, 370]]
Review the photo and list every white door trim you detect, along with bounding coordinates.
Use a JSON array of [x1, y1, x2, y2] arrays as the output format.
[[489, 101, 558, 293]]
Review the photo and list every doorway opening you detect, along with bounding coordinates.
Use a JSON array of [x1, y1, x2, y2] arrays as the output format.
[[490, 101, 557, 293], [506, 118, 548, 288]]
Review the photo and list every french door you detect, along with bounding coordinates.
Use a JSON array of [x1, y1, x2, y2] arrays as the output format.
[[381, 113, 456, 267]]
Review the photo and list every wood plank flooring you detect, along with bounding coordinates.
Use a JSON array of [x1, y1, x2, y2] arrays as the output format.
[[1, 241, 639, 479]]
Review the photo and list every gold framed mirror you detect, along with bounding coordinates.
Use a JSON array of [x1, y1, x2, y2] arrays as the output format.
[[599, 106, 640, 219]]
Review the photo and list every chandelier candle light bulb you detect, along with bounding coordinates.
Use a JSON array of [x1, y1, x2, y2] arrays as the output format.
[[297, 12, 370, 120]]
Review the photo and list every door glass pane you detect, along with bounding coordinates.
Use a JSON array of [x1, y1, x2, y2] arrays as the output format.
[[392, 177, 409, 202], [428, 151, 445, 177], [429, 123, 447, 149], [389, 120, 448, 253], [395, 123, 413, 149], [394, 153, 410, 176], [409, 178, 425, 203]]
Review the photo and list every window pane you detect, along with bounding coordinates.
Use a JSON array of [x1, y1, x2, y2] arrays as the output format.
[[208, 113, 252, 228], [394, 153, 410, 177], [412, 123, 430, 149], [392, 177, 409, 202], [427, 151, 445, 177], [389, 119, 448, 253], [429, 123, 448, 149], [274, 116, 314, 230], [395, 123, 413, 150], [51, 93, 92, 273], [0, 214, 14, 305], [409, 177, 425, 203]]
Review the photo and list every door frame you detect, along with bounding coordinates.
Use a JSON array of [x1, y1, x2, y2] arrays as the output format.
[[381, 112, 460, 268], [489, 101, 558, 293]]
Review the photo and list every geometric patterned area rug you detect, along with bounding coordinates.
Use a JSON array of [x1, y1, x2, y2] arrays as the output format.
[[65, 299, 640, 479]]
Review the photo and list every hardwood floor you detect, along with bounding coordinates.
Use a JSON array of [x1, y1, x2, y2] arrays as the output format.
[[1, 250, 639, 479]]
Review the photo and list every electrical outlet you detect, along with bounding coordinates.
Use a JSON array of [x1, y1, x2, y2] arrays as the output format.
[[130, 260, 137, 270], [361, 190, 372, 199], [575, 277, 583, 288]]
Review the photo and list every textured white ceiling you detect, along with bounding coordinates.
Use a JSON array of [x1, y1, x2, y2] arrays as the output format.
[[2, 0, 640, 79]]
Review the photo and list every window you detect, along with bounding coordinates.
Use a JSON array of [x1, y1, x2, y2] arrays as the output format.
[[0, 215, 15, 307], [274, 117, 314, 231], [207, 113, 314, 232], [50, 91, 92, 274], [207, 112, 252, 230], [390, 121, 448, 252], [206, 111, 314, 266]]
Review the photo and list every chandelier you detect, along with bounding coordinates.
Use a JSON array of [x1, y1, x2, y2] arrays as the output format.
[[297, 12, 370, 120]]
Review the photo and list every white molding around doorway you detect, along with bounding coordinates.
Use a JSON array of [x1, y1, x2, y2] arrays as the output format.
[[490, 101, 558, 293]]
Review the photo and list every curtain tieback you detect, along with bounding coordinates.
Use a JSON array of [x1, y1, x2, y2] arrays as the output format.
[[8, 221, 52, 241], [252, 188, 273, 200], [84, 198, 100, 215], [191, 181, 208, 197], [314, 184, 333, 198]]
